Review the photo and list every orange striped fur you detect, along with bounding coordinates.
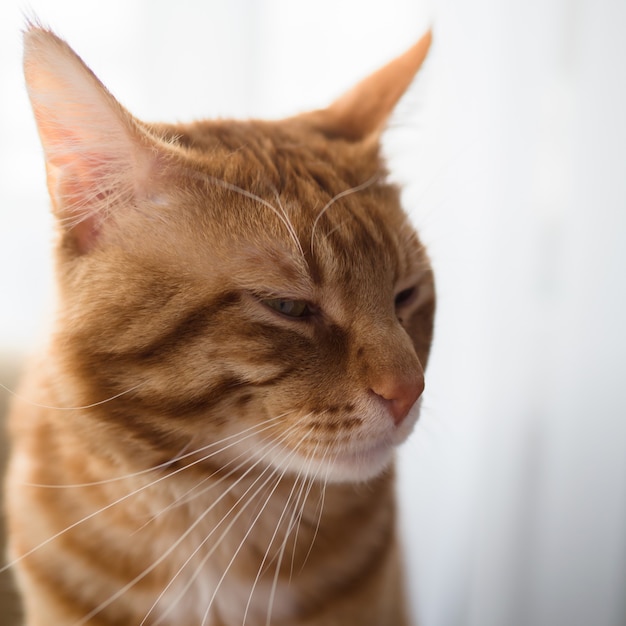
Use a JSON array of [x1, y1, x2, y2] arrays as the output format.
[[5, 24, 434, 625]]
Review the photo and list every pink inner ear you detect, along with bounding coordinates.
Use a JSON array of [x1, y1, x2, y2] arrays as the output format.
[[46, 160, 104, 253], [41, 121, 115, 253], [68, 215, 102, 254], [23, 27, 154, 254]]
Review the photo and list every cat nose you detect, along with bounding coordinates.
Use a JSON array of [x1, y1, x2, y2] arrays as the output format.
[[371, 373, 424, 425]]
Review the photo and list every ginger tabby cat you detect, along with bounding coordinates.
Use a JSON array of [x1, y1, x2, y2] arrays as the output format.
[[4, 23, 435, 626]]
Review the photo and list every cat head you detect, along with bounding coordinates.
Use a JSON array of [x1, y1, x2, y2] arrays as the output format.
[[24, 24, 435, 483]]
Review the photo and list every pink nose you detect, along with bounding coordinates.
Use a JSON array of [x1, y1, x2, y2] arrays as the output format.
[[371, 374, 424, 425]]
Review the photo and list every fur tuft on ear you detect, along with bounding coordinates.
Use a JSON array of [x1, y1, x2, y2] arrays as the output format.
[[24, 24, 156, 253], [304, 30, 432, 142]]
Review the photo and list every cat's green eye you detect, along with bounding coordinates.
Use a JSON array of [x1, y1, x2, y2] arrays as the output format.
[[263, 298, 312, 319]]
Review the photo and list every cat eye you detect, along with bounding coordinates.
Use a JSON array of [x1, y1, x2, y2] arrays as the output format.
[[263, 298, 313, 319], [394, 287, 417, 307]]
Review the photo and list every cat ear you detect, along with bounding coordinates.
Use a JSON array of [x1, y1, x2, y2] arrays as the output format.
[[23, 25, 157, 253], [305, 30, 432, 141]]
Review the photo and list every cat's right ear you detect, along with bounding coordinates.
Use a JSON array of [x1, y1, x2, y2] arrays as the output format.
[[303, 31, 432, 142], [23, 25, 158, 253]]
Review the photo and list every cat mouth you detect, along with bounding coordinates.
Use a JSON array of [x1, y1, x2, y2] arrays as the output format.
[[341, 439, 393, 464]]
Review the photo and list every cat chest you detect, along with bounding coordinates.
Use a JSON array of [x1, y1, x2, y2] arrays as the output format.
[[138, 509, 301, 626], [149, 563, 298, 626]]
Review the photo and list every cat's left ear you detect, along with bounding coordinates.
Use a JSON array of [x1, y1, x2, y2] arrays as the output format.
[[305, 30, 432, 141], [23, 24, 160, 253]]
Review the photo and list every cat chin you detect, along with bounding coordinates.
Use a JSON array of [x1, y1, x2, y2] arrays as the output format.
[[324, 441, 397, 483], [260, 439, 396, 485]]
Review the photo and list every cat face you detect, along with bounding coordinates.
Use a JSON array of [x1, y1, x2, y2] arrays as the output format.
[[25, 27, 435, 484]]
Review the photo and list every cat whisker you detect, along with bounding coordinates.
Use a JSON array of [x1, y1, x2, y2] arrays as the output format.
[[322, 218, 349, 242], [270, 184, 306, 262], [182, 168, 306, 261], [240, 442, 316, 626], [198, 434, 311, 626], [21, 411, 289, 489], [263, 456, 315, 626], [309, 174, 380, 255], [199, 472, 285, 626], [0, 381, 146, 412], [149, 427, 308, 626], [132, 425, 286, 534], [260, 442, 318, 587], [265, 443, 323, 599], [286, 477, 312, 583], [289, 443, 326, 581], [299, 444, 332, 575], [265, 446, 317, 606], [1, 414, 294, 575], [77, 423, 303, 626]]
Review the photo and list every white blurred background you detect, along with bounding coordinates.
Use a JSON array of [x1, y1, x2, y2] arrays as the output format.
[[1, 1, 625, 625]]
